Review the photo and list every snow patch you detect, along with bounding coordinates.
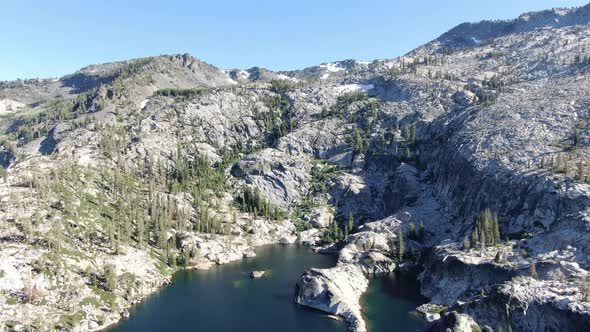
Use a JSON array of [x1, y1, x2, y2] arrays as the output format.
[[554, 9, 569, 16], [320, 62, 345, 73], [140, 99, 149, 110], [0, 99, 25, 115], [356, 61, 370, 66], [239, 70, 250, 80], [384, 62, 396, 69], [333, 84, 374, 94], [221, 69, 238, 84], [321, 73, 330, 80], [276, 74, 299, 82], [471, 37, 482, 44]]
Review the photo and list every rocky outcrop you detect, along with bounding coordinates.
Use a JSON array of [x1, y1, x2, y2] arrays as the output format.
[[231, 149, 313, 209], [420, 243, 518, 305], [295, 218, 401, 330], [295, 264, 368, 331], [339, 230, 396, 274], [459, 278, 590, 332], [420, 241, 590, 331], [2, 4, 590, 332], [424, 311, 481, 332]]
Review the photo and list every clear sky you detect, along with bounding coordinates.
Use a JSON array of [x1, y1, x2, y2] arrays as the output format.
[[1, 0, 588, 80]]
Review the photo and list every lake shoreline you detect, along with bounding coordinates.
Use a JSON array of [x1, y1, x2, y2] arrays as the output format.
[[108, 244, 427, 332]]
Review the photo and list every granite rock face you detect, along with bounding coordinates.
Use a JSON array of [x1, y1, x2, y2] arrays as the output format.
[[1, 4, 590, 332], [424, 311, 481, 332], [295, 264, 369, 332]]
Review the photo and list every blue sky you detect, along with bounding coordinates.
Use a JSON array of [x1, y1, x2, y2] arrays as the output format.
[[0, 0, 588, 80]]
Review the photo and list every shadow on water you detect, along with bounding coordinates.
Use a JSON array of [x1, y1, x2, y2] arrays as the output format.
[[362, 271, 428, 332]]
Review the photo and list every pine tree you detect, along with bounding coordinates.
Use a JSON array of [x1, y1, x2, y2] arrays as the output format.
[[352, 128, 365, 154], [407, 124, 417, 144], [104, 264, 117, 291], [419, 221, 425, 240], [471, 228, 478, 248], [408, 222, 417, 240], [348, 213, 354, 233], [471, 209, 501, 248], [136, 213, 145, 248], [492, 213, 501, 245], [398, 230, 405, 260]]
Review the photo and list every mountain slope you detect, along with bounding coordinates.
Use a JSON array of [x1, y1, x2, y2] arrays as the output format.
[[431, 4, 590, 50], [1, 4, 590, 332]]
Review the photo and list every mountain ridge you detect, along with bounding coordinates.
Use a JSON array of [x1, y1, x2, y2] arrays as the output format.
[[0, 3, 589, 332]]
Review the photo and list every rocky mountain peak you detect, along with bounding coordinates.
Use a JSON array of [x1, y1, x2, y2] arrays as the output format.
[[432, 3, 590, 51], [1, 4, 590, 332]]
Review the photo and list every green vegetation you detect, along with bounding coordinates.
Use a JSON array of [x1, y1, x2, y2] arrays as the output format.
[[408, 221, 425, 242], [350, 128, 367, 154], [79, 297, 101, 308], [318, 91, 372, 120], [5, 297, 18, 305], [257, 92, 297, 147], [404, 123, 416, 145], [322, 221, 345, 243], [470, 208, 501, 249], [115, 58, 153, 80], [90, 285, 117, 309], [292, 160, 341, 233], [103, 264, 117, 291], [347, 213, 355, 234], [154, 87, 211, 101], [268, 79, 305, 93], [6, 88, 99, 146], [237, 186, 286, 221], [58, 312, 86, 330]]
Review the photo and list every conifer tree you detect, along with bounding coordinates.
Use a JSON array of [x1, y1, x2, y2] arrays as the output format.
[[408, 222, 417, 240], [471, 208, 501, 248], [398, 230, 405, 260], [104, 264, 117, 291], [492, 213, 501, 245], [419, 221, 425, 240]]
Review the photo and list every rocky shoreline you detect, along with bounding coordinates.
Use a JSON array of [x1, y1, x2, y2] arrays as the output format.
[[2, 4, 590, 332]]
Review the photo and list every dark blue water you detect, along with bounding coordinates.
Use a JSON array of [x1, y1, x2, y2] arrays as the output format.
[[108, 245, 426, 332], [362, 272, 427, 332]]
